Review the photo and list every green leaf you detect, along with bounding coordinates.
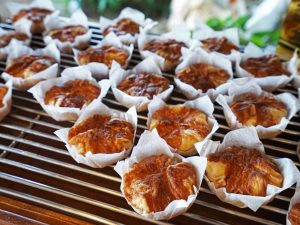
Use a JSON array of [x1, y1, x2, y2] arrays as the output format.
[[206, 18, 223, 30]]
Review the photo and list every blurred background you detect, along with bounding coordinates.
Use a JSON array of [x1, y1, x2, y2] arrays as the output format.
[[0, 0, 291, 48]]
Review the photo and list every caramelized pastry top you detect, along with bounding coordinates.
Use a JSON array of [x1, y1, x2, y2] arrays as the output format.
[[176, 63, 230, 92], [289, 203, 300, 225], [0, 86, 8, 108], [12, 7, 53, 23], [0, 32, 28, 48], [150, 105, 211, 153], [230, 93, 288, 127], [207, 146, 283, 196], [123, 154, 197, 213], [201, 37, 240, 55], [77, 45, 129, 68], [240, 55, 290, 77], [44, 80, 100, 108], [5, 55, 56, 78], [143, 39, 187, 67], [68, 114, 134, 155], [103, 18, 140, 36], [47, 25, 88, 43], [117, 72, 170, 99]]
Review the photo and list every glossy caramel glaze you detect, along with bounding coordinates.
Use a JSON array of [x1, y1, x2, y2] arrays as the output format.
[[0, 86, 8, 108], [176, 63, 230, 92], [149, 105, 211, 153], [48, 25, 88, 43], [0, 32, 28, 48], [12, 7, 53, 23], [289, 203, 300, 225], [5, 55, 56, 78], [207, 146, 283, 196], [240, 55, 290, 77], [77, 45, 129, 68], [117, 72, 170, 99], [103, 18, 140, 36], [68, 114, 134, 155], [44, 80, 100, 108], [123, 154, 197, 213], [230, 93, 288, 127], [201, 37, 240, 55]]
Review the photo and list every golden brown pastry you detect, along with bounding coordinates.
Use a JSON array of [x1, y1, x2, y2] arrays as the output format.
[[123, 154, 197, 213], [240, 55, 290, 77], [176, 63, 230, 92], [206, 146, 283, 196], [5, 55, 57, 79], [103, 18, 140, 37], [68, 114, 134, 155], [143, 39, 187, 72], [201, 37, 240, 55], [12, 7, 53, 34], [47, 25, 88, 43], [230, 93, 288, 127], [117, 72, 170, 99], [149, 105, 211, 155], [44, 80, 100, 108], [0, 86, 8, 108], [0, 32, 28, 48], [289, 203, 300, 225], [77, 45, 129, 68]]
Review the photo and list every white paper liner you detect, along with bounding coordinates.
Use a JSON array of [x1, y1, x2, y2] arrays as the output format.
[[138, 25, 197, 72], [110, 57, 174, 112], [99, 7, 156, 45], [0, 80, 13, 122], [192, 27, 240, 61], [54, 100, 138, 168], [147, 95, 219, 155], [287, 181, 300, 225], [174, 47, 233, 100], [28, 66, 110, 121], [43, 9, 92, 53], [216, 78, 300, 138], [196, 126, 300, 211], [1, 40, 60, 90], [114, 130, 207, 220], [7, 0, 59, 34], [235, 42, 298, 92], [73, 32, 134, 79], [0, 26, 31, 60]]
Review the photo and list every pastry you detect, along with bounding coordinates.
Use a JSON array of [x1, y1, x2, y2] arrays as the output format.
[[117, 72, 170, 99], [77, 45, 129, 68], [5, 55, 57, 79], [143, 39, 187, 71], [230, 93, 288, 127], [103, 18, 140, 37], [176, 63, 230, 92], [0, 86, 8, 108], [44, 80, 100, 108], [0, 32, 29, 48], [206, 146, 283, 196], [123, 154, 197, 213], [149, 105, 211, 155], [12, 7, 53, 34], [201, 37, 239, 55], [289, 203, 300, 225], [68, 114, 134, 155], [240, 55, 290, 77]]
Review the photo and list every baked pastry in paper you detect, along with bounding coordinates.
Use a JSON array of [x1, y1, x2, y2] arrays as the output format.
[[44, 9, 92, 53], [114, 130, 207, 220], [196, 126, 300, 211], [287, 181, 300, 225], [1, 40, 60, 90], [0, 80, 13, 122], [55, 100, 137, 168], [147, 96, 219, 156], [28, 66, 110, 122]]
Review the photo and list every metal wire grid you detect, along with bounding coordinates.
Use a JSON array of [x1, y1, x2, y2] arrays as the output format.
[[0, 20, 299, 225]]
